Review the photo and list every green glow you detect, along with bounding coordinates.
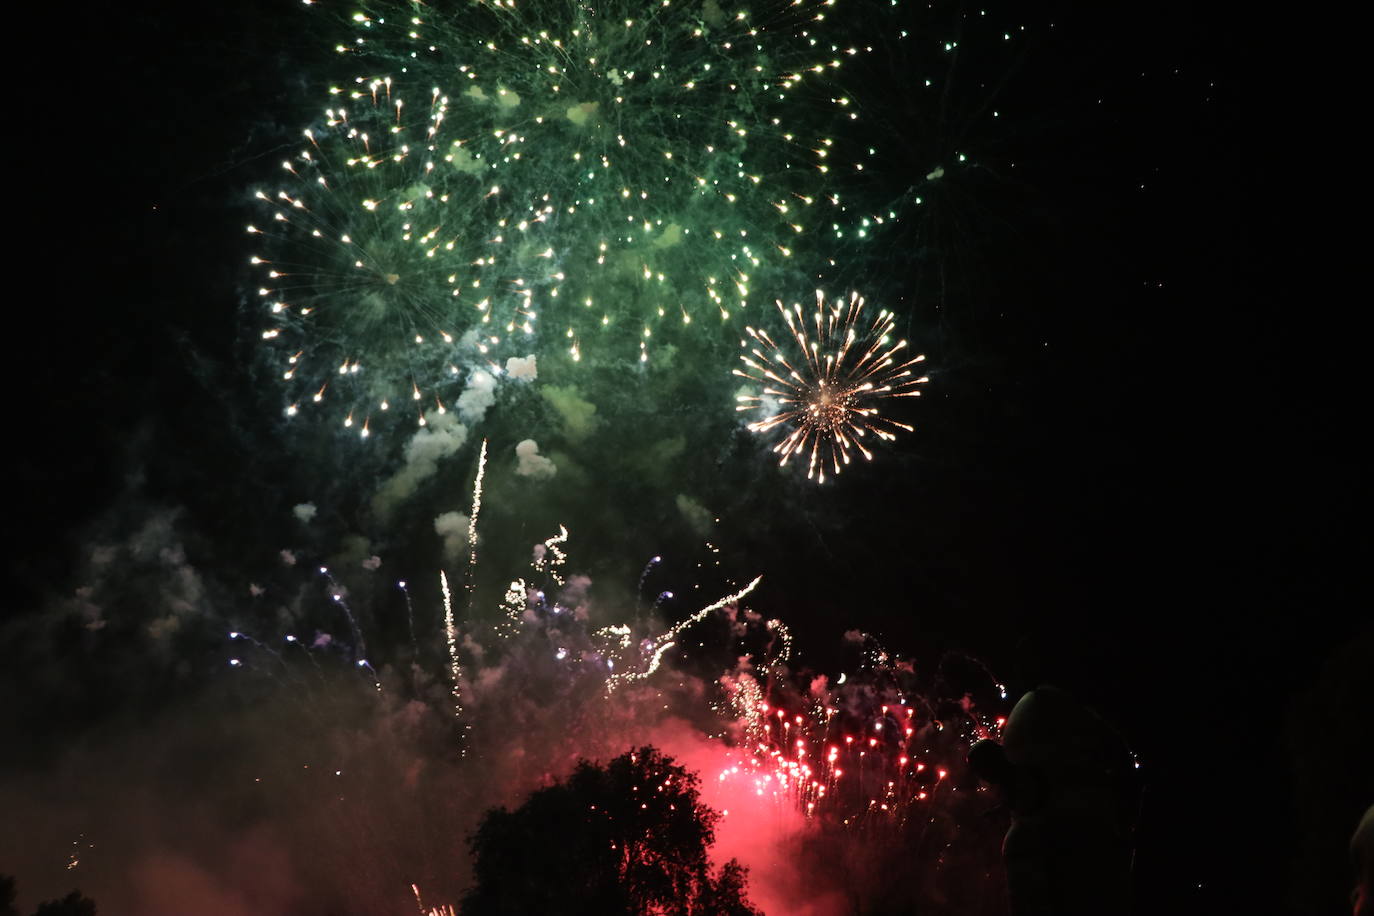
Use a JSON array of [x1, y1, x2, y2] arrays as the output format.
[[252, 0, 887, 425]]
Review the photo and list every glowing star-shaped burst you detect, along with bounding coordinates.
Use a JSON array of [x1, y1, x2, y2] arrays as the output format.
[[735, 290, 927, 482]]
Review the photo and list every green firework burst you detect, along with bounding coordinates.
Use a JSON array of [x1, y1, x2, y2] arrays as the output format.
[[248, 0, 896, 431]]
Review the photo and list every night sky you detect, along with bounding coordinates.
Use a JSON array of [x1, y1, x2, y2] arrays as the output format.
[[3, 1, 1367, 914]]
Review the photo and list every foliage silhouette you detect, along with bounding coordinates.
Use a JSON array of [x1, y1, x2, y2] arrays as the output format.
[[31, 892, 96, 916], [461, 746, 761, 916]]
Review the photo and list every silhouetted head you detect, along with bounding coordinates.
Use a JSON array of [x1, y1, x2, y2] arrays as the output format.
[[968, 738, 1014, 788]]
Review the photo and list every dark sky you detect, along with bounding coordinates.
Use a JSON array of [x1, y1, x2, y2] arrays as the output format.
[[4, 1, 1367, 914]]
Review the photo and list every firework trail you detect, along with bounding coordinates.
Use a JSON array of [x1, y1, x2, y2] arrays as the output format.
[[399, 578, 418, 657], [439, 569, 467, 746], [220, 516, 1012, 913], [606, 575, 763, 694], [316, 565, 369, 658], [465, 439, 488, 605], [634, 554, 661, 623]]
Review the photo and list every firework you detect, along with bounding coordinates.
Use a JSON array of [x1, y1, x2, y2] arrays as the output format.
[[465, 438, 488, 601], [319, 565, 367, 658], [222, 519, 1014, 913], [496, 526, 569, 639], [605, 575, 762, 694], [708, 652, 1012, 915], [440, 569, 462, 723], [715, 627, 1010, 830], [718, 663, 1003, 828], [735, 289, 927, 482], [248, 0, 893, 430]]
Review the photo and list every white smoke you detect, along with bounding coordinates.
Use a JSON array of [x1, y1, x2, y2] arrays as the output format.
[[434, 511, 472, 565], [372, 410, 469, 518], [514, 439, 557, 479], [505, 354, 538, 381], [675, 494, 715, 536], [457, 370, 498, 424]]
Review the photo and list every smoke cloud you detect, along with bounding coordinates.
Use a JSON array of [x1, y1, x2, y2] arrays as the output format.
[[514, 439, 557, 479], [434, 511, 472, 566], [504, 354, 537, 381], [457, 370, 498, 424], [372, 411, 469, 518], [2, 524, 1001, 916]]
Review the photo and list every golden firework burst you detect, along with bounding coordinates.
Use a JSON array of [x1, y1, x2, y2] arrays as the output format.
[[735, 291, 927, 482]]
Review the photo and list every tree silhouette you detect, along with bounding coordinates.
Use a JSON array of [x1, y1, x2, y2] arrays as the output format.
[[0, 879, 97, 916], [461, 746, 761, 916], [31, 893, 96, 916]]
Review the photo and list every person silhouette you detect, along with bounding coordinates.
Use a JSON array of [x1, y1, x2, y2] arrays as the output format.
[[968, 685, 1139, 916], [1354, 803, 1374, 916]]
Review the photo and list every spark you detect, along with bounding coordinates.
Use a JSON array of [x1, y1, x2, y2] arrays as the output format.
[[534, 525, 569, 586], [766, 617, 793, 666], [440, 570, 464, 737], [466, 439, 488, 603], [320, 566, 367, 658], [399, 578, 418, 657], [250, 0, 888, 427], [716, 651, 1007, 830], [356, 658, 383, 692], [412, 884, 455, 916], [736, 290, 927, 482], [607, 575, 762, 693], [439, 440, 486, 752]]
